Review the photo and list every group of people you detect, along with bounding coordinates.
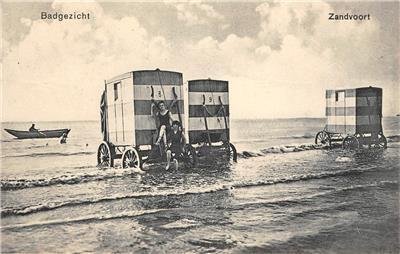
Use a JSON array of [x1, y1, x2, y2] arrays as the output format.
[[151, 100, 186, 170]]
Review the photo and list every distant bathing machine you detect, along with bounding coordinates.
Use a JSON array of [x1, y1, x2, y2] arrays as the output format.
[[98, 69, 237, 169], [315, 86, 387, 149]]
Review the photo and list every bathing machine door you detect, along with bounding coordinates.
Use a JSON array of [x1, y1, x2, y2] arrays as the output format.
[[105, 73, 135, 146]]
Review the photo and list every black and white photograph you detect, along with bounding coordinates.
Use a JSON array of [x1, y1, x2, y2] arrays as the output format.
[[1, 0, 399, 253]]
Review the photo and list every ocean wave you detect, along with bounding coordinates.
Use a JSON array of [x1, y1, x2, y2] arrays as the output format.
[[282, 134, 315, 139], [240, 181, 399, 211], [1, 168, 138, 191], [1, 209, 165, 231], [387, 134, 400, 143], [231, 169, 366, 189], [0, 184, 228, 217], [238, 144, 323, 158], [2, 151, 95, 159], [233, 134, 314, 144], [335, 156, 352, 162], [160, 218, 201, 229], [188, 235, 237, 249], [0, 140, 17, 143], [3, 169, 395, 218], [0, 144, 322, 191]]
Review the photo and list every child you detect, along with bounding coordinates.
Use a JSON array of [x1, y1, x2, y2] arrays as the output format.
[[166, 121, 186, 170]]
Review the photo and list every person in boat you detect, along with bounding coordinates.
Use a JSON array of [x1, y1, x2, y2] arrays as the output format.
[[29, 124, 38, 132], [166, 120, 186, 170], [151, 100, 173, 146]]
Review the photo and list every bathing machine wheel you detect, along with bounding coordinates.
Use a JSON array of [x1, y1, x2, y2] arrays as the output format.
[[183, 144, 197, 168], [342, 136, 360, 150], [225, 142, 237, 162], [97, 141, 114, 167], [376, 133, 387, 149], [315, 131, 331, 148], [122, 147, 142, 169]]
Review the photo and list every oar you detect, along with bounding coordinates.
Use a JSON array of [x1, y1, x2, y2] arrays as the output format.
[[36, 129, 46, 138]]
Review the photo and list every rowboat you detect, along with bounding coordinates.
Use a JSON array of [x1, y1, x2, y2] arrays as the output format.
[[4, 128, 71, 139]]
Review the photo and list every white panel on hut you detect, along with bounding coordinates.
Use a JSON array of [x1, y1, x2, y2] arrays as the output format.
[[188, 79, 230, 144], [132, 70, 184, 146], [105, 77, 133, 145], [325, 89, 356, 134], [121, 77, 135, 145], [106, 82, 117, 143]]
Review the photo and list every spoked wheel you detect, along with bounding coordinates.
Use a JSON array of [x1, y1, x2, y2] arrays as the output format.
[[183, 144, 197, 168], [342, 136, 360, 150], [225, 142, 237, 162], [315, 131, 331, 147], [376, 133, 387, 149], [122, 147, 142, 169], [97, 141, 114, 167]]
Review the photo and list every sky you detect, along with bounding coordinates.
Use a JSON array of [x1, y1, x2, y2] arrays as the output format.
[[1, 0, 399, 122]]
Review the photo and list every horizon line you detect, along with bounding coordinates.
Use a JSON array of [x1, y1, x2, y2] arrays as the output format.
[[0, 116, 327, 123], [1, 115, 399, 123]]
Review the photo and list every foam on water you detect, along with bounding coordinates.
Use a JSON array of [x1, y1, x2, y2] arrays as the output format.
[[1, 209, 166, 230], [2, 163, 397, 218], [1, 167, 137, 190], [161, 218, 201, 229]]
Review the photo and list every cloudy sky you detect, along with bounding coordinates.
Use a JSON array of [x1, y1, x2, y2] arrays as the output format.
[[1, 0, 399, 122]]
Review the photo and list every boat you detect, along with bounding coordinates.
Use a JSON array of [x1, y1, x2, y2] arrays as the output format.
[[4, 128, 71, 139]]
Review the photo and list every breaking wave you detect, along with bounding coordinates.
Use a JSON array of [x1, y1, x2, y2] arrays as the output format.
[[1, 168, 138, 191], [1, 209, 165, 230], [387, 134, 400, 143], [228, 181, 396, 211], [2, 151, 95, 159], [238, 144, 323, 158], [2, 167, 396, 218]]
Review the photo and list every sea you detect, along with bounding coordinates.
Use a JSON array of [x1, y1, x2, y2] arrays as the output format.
[[1, 118, 399, 253]]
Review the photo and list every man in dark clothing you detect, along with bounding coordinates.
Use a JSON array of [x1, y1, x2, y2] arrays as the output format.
[[166, 121, 186, 170], [29, 124, 38, 132]]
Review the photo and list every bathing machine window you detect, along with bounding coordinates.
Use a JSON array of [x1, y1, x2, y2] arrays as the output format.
[[335, 91, 345, 102], [114, 82, 120, 101]]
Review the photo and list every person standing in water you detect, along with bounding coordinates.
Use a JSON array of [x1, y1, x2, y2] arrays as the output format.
[[151, 101, 173, 146], [60, 133, 68, 144], [166, 121, 186, 170]]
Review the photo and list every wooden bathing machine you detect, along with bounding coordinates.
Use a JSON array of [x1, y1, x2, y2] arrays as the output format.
[[315, 86, 386, 149], [187, 79, 237, 161], [188, 79, 230, 144], [98, 69, 185, 167]]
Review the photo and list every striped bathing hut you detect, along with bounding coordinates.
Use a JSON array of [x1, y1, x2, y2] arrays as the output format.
[[102, 69, 184, 147], [316, 86, 386, 149], [188, 79, 230, 144], [325, 87, 382, 135]]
